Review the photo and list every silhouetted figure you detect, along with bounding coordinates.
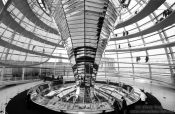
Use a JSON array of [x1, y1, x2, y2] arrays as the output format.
[[43, 76, 46, 82], [163, 10, 167, 17], [145, 56, 149, 63], [120, 0, 125, 4], [128, 43, 131, 47], [32, 45, 35, 50], [123, 31, 125, 36], [106, 79, 110, 84], [43, 49, 45, 53], [56, 76, 60, 80], [52, 75, 54, 80], [61, 75, 63, 80], [119, 44, 121, 49], [135, 11, 138, 14], [156, 17, 164, 24], [123, 31, 129, 36], [113, 99, 120, 113], [155, 21, 159, 24], [126, 31, 129, 35], [159, 17, 164, 21], [60, 75, 63, 84], [121, 97, 127, 114], [166, 9, 172, 15], [163, 9, 172, 17], [26, 92, 32, 109], [120, 0, 131, 8], [136, 56, 141, 62]]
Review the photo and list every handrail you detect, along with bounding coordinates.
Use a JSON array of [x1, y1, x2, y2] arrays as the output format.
[[119, 2, 175, 34], [0, 39, 67, 59], [0, 79, 40, 87], [12, 0, 59, 35], [115, 0, 166, 29], [0, 8, 61, 47], [111, 2, 175, 41], [108, 24, 175, 48], [106, 40, 175, 52], [29, 82, 114, 112], [7, 13, 61, 43], [107, 73, 175, 88], [99, 61, 175, 67]]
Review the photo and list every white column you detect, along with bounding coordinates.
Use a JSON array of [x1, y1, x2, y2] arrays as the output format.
[[0, 66, 5, 81], [22, 68, 25, 80], [39, 64, 42, 76]]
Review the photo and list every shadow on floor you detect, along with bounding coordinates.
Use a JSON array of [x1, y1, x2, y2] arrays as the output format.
[[127, 92, 174, 114]]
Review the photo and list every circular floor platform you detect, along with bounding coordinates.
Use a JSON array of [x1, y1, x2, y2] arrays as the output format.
[[5, 81, 175, 114], [29, 81, 142, 113]]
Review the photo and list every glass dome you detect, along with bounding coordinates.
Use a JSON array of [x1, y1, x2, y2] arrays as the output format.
[[0, 0, 174, 84], [1, 0, 175, 113]]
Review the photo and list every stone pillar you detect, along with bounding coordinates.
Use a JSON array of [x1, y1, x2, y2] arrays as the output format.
[[39, 64, 42, 76], [0, 66, 5, 81], [22, 68, 25, 80]]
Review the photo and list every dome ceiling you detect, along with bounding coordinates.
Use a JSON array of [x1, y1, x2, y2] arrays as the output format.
[[0, 0, 175, 84]]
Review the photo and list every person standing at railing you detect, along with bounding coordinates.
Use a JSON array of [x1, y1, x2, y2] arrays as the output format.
[[128, 43, 131, 48], [163, 9, 173, 18], [123, 31, 125, 36], [60, 75, 63, 84], [136, 56, 141, 62], [145, 56, 149, 63]]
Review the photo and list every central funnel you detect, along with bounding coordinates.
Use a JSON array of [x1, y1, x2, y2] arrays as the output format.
[[44, 0, 118, 87]]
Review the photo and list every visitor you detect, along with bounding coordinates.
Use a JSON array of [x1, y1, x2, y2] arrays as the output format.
[[159, 17, 164, 22], [120, 0, 126, 4], [123, 31, 125, 36], [166, 9, 172, 16], [123, 31, 129, 36], [106, 78, 110, 84], [163, 10, 167, 17], [43, 76, 46, 82], [52, 74, 54, 80], [113, 98, 121, 113], [32, 45, 35, 50], [43, 49, 45, 53], [163, 9, 173, 18], [128, 43, 131, 47], [156, 17, 164, 24], [60, 75, 63, 83], [120, 0, 131, 8], [75, 85, 80, 103], [136, 56, 141, 62], [126, 31, 129, 36], [26, 92, 32, 109], [121, 97, 127, 114], [145, 56, 149, 63], [56, 75, 60, 80], [119, 44, 121, 49]]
